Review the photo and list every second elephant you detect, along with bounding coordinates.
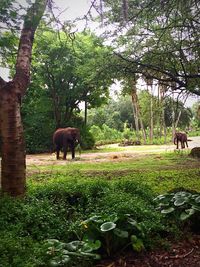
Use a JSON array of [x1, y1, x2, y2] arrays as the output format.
[[174, 132, 188, 149], [53, 127, 80, 160]]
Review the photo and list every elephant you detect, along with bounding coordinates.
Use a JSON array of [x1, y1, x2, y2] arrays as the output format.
[[174, 132, 188, 149], [53, 127, 80, 160]]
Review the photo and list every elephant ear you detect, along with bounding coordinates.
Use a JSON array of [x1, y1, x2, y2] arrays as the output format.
[[71, 128, 80, 141]]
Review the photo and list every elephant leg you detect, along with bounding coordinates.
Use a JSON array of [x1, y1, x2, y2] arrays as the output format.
[[56, 145, 60, 160], [63, 144, 68, 160], [181, 140, 185, 149], [176, 140, 179, 149]]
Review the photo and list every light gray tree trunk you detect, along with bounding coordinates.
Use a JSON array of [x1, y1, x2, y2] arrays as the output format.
[[131, 79, 146, 143]]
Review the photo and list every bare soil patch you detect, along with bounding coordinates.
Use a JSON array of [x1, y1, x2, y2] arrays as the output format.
[[26, 136, 200, 167], [96, 235, 200, 267]]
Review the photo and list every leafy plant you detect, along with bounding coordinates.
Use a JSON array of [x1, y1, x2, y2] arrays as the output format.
[[154, 191, 200, 221], [45, 238, 100, 267], [81, 213, 145, 256]]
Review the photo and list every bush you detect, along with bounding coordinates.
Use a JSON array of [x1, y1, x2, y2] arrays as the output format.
[[0, 177, 179, 266], [154, 190, 200, 233], [80, 126, 95, 149], [89, 124, 122, 144]]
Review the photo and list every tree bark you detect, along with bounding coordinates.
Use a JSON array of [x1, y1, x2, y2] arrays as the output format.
[[130, 80, 146, 143], [131, 84, 140, 140], [0, 85, 25, 196], [158, 81, 167, 143], [144, 77, 154, 144], [0, 0, 47, 197]]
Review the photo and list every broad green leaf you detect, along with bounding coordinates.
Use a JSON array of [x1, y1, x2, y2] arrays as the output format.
[[82, 240, 101, 252], [50, 260, 60, 267], [100, 222, 116, 232], [161, 207, 175, 214], [174, 198, 187, 206], [61, 256, 70, 263], [180, 212, 192, 221], [195, 196, 200, 203], [66, 241, 84, 251], [153, 195, 166, 201], [174, 192, 191, 198], [192, 205, 200, 211], [79, 252, 101, 259]]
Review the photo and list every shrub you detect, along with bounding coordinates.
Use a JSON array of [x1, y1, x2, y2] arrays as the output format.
[[80, 126, 95, 149], [154, 190, 200, 233], [0, 178, 178, 265]]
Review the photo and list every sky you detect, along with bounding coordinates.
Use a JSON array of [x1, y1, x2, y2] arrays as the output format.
[[53, 0, 92, 20]]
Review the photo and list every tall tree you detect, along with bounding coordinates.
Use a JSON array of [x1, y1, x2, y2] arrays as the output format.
[[121, 77, 147, 143], [31, 29, 113, 128], [0, 0, 47, 196]]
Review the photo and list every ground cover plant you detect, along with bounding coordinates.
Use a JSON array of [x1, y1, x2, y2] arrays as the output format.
[[0, 150, 200, 266]]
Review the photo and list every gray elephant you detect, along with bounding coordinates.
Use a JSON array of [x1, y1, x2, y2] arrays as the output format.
[[53, 127, 80, 160], [174, 132, 188, 149]]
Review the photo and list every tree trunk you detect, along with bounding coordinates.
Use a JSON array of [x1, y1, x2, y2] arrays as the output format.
[[144, 77, 154, 144], [0, 0, 47, 197], [0, 87, 25, 196], [85, 100, 87, 126], [130, 79, 146, 143], [150, 89, 154, 144], [131, 92, 140, 140], [158, 81, 167, 143]]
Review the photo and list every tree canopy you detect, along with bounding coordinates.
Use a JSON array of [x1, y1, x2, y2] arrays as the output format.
[[31, 27, 113, 127], [96, 0, 200, 96]]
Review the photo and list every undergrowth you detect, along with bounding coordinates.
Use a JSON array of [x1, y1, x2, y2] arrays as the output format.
[[0, 151, 200, 266]]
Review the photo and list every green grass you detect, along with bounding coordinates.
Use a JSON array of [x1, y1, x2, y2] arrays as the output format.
[[27, 151, 200, 196], [28, 149, 199, 172], [27, 151, 200, 197]]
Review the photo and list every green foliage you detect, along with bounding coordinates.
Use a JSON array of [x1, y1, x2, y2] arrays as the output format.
[[191, 101, 200, 128], [44, 239, 100, 267], [0, 231, 45, 267], [154, 191, 200, 222], [164, 97, 193, 128], [89, 124, 122, 144], [101, 0, 200, 96], [0, 177, 164, 266], [87, 97, 133, 131], [81, 213, 145, 256], [1, 151, 200, 265], [22, 86, 55, 153], [31, 27, 113, 127], [80, 126, 95, 150]]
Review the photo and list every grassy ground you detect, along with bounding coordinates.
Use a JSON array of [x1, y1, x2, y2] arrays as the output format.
[[27, 150, 200, 195]]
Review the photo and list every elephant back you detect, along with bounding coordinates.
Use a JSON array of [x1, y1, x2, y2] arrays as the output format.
[[53, 127, 80, 144]]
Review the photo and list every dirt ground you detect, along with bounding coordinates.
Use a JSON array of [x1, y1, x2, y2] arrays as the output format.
[[96, 235, 200, 267], [26, 136, 200, 166]]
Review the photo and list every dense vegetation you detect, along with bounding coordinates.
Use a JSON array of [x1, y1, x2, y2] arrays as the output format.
[[0, 151, 200, 266]]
